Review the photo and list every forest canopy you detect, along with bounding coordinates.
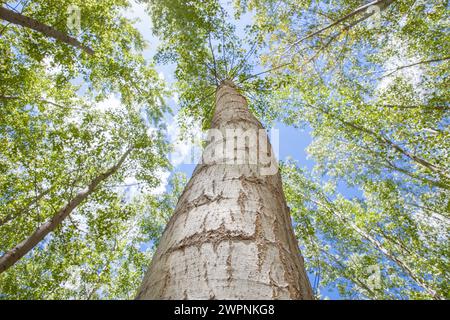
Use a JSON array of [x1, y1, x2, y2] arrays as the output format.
[[0, 0, 448, 300]]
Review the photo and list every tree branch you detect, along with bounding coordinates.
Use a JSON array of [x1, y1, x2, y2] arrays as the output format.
[[381, 56, 450, 79], [0, 148, 132, 273], [0, 6, 94, 55], [282, 0, 394, 55]]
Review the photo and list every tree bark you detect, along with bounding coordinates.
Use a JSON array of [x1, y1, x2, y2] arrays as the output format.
[[0, 148, 131, 273], [136, 81, 313, 299], [0, 7, 94, 55]]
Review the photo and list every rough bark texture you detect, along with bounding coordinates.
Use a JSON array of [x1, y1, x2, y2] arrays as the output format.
[[0, 7, 94, 55], [137, 81, 313, 300]]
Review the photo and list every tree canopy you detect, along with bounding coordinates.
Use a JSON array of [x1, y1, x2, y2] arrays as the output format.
[[0, 0, 448, 299]]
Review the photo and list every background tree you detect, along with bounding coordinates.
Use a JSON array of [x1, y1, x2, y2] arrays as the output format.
[[0, 0, 172, 298]]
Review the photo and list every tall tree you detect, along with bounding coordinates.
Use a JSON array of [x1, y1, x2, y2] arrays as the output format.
[[0, 0, 170, 298], [0, 147, 132, 273], [137, 0, 313, 299], [138, 0, 448, 300], [137, 80, 313, 299]]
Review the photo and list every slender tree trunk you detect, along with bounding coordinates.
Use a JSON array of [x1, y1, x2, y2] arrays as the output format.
[[0, 7, 94, 55], [137, 81, 313, 299], [285, 0, 394, 51], [0, 148, 131, 273]]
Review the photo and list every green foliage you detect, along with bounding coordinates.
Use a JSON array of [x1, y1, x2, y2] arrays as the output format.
[[1, 0, 167, 116], [282, 161, 448, 299], [145, 0, 449, 299], [143, 0, 283, 129], [1, 0, 448, 300], [0, 0, 172, 299], [243, 0, 450, 299], [0, 173, 187, 299]]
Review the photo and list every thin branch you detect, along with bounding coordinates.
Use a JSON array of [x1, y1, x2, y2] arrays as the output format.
[[282, 0, 393, 55], [0, 147, 133, 273], [220, 7, 228, 76], [0, 6, 94, 55], [0, 95, 84, 111], [375, 104, 449, 111], [238, 62, 291, 84], [208, 33, 218, 85], [0, 188, 51, 227], [240, 24, 351, 84], [380, 56, 450, 79], [229, 38, 259, 81]]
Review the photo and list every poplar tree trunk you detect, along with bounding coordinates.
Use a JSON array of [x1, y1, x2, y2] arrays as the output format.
[[137, 81, 313, 300], [0, 7, 94, 55]]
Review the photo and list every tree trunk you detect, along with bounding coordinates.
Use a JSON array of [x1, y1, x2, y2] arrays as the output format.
[[136, 81, 313, 299], [0, 7, 94, 55], [0, 148, 131, 273]]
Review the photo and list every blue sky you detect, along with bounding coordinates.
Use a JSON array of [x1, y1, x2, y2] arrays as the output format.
[[125, 0, 346, 299]]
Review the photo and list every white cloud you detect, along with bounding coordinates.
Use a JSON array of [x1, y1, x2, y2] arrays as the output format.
[[93, 94, 122, 112], [375, 37, 429, 99], [122, 0, 161, 60], [42, 56, 62, 75], [149, 168, 171, 195], [146, 127, 158, 138], [120, 167, 171, 201]]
